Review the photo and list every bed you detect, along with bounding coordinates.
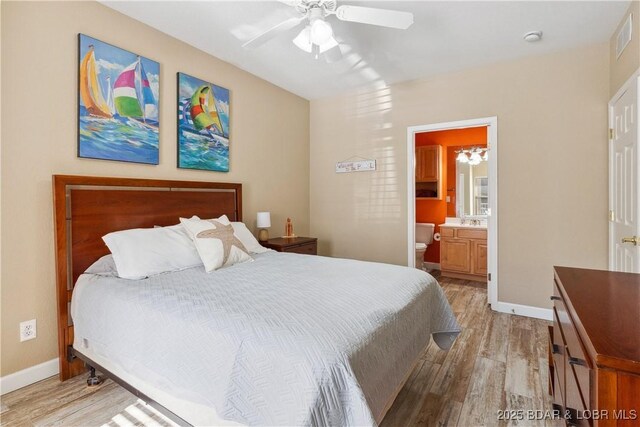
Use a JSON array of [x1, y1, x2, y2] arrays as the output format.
[[53, 175, 460, 426]]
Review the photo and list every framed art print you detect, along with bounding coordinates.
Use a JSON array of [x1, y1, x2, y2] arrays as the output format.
[[177, 72, 230, 172], [78, 34, 160, 164]]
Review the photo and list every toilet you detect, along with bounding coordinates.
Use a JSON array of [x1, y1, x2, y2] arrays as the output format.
[[415, 223, 435, 270]]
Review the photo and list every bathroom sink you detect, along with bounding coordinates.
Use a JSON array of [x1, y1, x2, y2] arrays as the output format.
[[439, 218, 487, 228], [439, 223, 487, 229]]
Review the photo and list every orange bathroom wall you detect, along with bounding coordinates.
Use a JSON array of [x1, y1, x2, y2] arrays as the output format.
[[415, 126, 487, 264]]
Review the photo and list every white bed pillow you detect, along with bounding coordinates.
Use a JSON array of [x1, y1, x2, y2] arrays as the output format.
[[231, 222, 270, 254], [102, 224, 202, 280], [180, 216, 253, 272]]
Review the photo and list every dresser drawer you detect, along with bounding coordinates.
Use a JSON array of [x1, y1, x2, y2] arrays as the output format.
[[440, 227, 454, 237], [553, 308, 566, 404], [565, 367, 591, 426], [553, 281, 590, 370], [285, 242, 317, 255], [568, 361, 591, 413], [457, 228, 487, 239], [263, 238, 318, 255]]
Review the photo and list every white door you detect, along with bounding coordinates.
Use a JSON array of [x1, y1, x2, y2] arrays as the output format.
[[609, 76, 640, 273]]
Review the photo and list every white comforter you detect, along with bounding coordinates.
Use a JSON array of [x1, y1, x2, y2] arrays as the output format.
[[71, 252, 460, 426]]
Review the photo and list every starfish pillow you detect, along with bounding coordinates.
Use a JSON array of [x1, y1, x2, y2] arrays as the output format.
[[180, 217, 252, 272]]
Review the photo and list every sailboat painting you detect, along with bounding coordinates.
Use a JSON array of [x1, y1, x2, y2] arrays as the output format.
[[78, 34, 160, 164], [177, 72, 230, 172]]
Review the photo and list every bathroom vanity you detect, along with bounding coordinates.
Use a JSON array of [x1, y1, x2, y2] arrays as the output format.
[[439, 223, 487, 282]]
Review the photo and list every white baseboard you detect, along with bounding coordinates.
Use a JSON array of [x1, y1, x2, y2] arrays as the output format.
[[0, 358, 59, 395], [493, 301, 553, 321], [424, 262, 440, 270]]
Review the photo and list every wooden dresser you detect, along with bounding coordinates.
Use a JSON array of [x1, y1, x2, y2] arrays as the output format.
[[550, 267, 640, 426]]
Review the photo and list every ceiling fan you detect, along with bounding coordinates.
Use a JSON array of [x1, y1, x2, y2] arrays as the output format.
[[242, 0, 414, 60]]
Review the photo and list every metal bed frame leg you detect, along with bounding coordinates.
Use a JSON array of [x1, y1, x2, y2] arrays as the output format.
[[86, 366, 101, 386]]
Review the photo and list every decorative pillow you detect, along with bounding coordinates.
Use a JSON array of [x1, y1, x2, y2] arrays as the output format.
[[102, 224, 202, 280], [182, 215, 268, 254], [180, 217, 253, 272], [231, 222, 270, 254]]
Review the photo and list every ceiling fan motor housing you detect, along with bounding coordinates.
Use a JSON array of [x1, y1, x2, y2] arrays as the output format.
[[295, 0, 337, 15]]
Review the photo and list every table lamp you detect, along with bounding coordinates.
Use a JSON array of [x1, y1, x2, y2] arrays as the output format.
[[257, 212, 271, 242]]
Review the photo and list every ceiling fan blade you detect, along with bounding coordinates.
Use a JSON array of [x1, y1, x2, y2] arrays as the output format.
[[276, 0, 301, 7], [335, 5, 413, 29], [242, 16, 305, 49]]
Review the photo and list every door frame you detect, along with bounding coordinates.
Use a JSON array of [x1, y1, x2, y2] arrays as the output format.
[[406, 117, 498, 307], [608, 69, 640, 270]]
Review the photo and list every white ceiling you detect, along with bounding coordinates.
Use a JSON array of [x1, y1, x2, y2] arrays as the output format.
[[102, 1, 630, 100]]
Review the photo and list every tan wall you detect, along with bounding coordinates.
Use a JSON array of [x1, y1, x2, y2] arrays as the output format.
[[0, 1, 309, 376], [310, 43, 610, 309], [610, 0, 640, 96]]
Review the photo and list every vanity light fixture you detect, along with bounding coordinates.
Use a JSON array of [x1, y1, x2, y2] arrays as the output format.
[[469, 151, 482, 166], [456, 151, 469, 163], [455, 147, 489, 164]]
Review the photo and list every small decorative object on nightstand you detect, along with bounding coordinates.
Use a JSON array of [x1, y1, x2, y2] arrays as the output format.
[[284, 217, 295, 238], [262, 237, 317, 255], [257, 211, 271, 242]]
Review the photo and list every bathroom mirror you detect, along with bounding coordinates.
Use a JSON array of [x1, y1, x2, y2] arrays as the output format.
[[456, 149, 488, 217]]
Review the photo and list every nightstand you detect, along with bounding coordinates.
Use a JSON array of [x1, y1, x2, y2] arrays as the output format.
[[261, 237, 317, 255]]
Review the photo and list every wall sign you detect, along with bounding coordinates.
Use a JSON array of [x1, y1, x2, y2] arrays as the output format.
[[335, 159, 376, 173]]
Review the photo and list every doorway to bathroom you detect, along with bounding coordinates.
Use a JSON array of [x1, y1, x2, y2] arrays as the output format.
[[406, 117, 498, 308]]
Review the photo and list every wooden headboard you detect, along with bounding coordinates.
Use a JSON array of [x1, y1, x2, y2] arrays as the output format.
[[53, 175, 242, 380]]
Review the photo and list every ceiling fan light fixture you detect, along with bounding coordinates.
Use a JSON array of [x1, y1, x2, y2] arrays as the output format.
[[293, 26, 338, 54], [321, 36, 338, 52], [293, 26, 312, 52], [310, 18, 333, 45]]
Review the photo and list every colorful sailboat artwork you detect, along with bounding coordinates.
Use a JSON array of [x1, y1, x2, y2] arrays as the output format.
[[113, 58, 158, 127], [79, 45, 112, 119], [78, 34, 160, 165], [177, 72, 230, 172]]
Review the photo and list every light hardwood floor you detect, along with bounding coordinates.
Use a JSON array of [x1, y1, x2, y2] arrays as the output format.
[[1, 276, 558, 427]]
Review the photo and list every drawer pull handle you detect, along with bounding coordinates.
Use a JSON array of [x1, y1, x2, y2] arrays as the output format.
[[551, 344, 561, 354], [550, 295, 561, 301], [568, 356, 587, 367]]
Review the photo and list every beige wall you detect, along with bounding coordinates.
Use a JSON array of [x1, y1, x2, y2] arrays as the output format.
[[0, 1, 309, 376], [610, 0, 640, 96], [310, 43, 610, 309]]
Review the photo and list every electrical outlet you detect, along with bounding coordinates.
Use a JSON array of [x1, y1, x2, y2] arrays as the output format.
[[19, 319, 36, 342]]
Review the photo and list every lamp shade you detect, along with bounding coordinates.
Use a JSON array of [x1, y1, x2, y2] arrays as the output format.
[[469, 151, 482, 165], [257, 212, 271, 228], [293, 26, 338, 54], [310, 19, 333, 45]]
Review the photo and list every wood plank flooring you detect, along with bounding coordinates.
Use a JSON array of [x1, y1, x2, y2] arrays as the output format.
[[381, 274, 559, 427], [1, 275, 558, 427]]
